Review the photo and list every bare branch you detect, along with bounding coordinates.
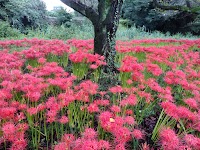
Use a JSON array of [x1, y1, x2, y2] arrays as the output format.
[[60, 0, 98, 23]]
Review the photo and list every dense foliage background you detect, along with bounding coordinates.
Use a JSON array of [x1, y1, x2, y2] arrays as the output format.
[[0, 0, 199, 39], [121, 0, 200, 35], [0, 0, 47, 32]]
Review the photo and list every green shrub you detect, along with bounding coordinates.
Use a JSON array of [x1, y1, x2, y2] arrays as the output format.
[[0, 21, 21, 38]]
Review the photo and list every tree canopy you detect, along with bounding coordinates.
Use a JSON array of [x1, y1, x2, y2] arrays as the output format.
[[0, 0, 47, 32], [122, 0, 200, 34], [48, 7, 72, 27]]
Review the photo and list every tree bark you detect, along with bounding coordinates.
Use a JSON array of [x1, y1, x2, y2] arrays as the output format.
[[93, 24, 117, 73], [94, 0, 123, 73]]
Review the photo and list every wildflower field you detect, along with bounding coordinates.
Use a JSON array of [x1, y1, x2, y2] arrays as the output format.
[[0, 38, 199, 150]]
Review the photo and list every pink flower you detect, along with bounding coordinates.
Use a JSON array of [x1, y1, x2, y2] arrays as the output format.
[[15, 112, 25, 122], [132, 129, 143, 140], [54, 142, 68, 150], [82, 128, 97, 140], [177, 106, 197, 121], [124, 116, 135, 125], [126, 79, 133, 85], [80, 139, 99, 150], [141, 142, 150, 150], [0, 107, 16, 119], [184, 134, 200, 149], [159, 128, 180, 150], [69, 50, 87, 63], [109, 85, 123, 94], [146, 63, 162, 76], [115, 143, 126, 150], [98, 140, 110, 150], [87, 103, 99, 113], [113, 126, 131, 144], [27, 107, 38, 116], [59, 116, 69, 124], [90, 64, 98, 69], [160, 102, 179, 120], [2, 122, 15, 141], [26, 91, 41, 102], [78, 80, 98, 95], [99, 111, 114, 131], [11, 138, 27, 150], [94, 99, 110, 106], [120, 94, 137, 106], [125, 109, 133, 115], [61, 134, 75, 145], [110, 105, 121, 113], [184, 98, 198, 109], [38, 57, 46, 64]]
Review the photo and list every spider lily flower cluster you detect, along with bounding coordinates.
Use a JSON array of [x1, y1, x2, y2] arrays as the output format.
[[0, 38, 199, 150]]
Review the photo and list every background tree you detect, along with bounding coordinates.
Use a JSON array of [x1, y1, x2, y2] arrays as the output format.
[[122, 0, 200, 35], [60, 0, 124, 72], [0, 0, 47, 32], [48, 7, 72, 27]]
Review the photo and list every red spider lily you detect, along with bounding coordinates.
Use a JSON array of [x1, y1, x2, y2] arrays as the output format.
[[137, 91, 153, 103], [99, 111, 114, 131], [15, 112, 26, 122], [82, 128, 97, 140], [87, 103, 100, 113], [141, 142, 151, 150], [114, 143, 126, 150], [109, 85, 123, 94], [160, 101, 179, 120], [146, 78, 163, 93], [177, 106, 197, 122], [132, 129, 143, 140], [98, 140, 110, 150], [110, 105, 121, 113], [27, 107, 38, 116], [73, 139, 99, 150], [113, 126, 132, 144], [58, 92, 75, 107], [124, 116, 135, 125], [46, 97, 61, 123], [184, 134, 200, 149], [58, 116, 69, 124], [69, 50, 88, 63], [146, 63, 163, 76], [94, 99, 110, 106], [54, 142, 69, 150], [77, 80, 99, 95], [10, 138, 27, 150], [0, 103, 16, 116], [120, 94, 137, 107], [2, 122, 16, 141], [159, 128, 180, 150], [125, 109, 133, 115], [184, 98, 198, 109]]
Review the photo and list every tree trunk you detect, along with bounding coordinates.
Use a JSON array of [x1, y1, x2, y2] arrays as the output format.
[[94, 24, 118, 73], [94, 0, 123, 73]]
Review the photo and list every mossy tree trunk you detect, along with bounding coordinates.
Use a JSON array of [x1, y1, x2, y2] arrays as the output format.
[[61, 0, 124, 73]]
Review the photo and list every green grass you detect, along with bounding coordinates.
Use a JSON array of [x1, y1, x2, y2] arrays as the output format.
[[0, 20, 200, 40]]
